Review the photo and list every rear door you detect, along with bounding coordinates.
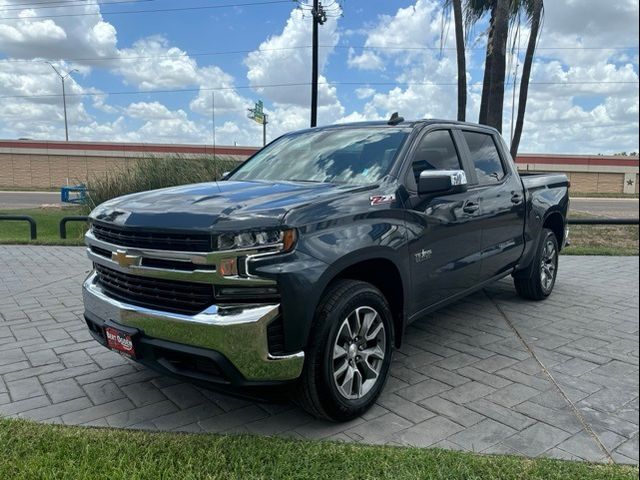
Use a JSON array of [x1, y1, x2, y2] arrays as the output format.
[[459, 129, 526, 280], [402, 127, 483, 315]]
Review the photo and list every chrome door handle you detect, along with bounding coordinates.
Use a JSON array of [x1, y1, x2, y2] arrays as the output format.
[[463, 202, 479, 213]]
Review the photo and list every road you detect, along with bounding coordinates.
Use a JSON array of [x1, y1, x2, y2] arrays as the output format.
[[570, 197, 639, 218], [0, 191, 61, 210], [0, 191, 638, 217]]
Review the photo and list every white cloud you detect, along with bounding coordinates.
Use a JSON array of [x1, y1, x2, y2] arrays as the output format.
[[244, 6, 342, 109], [0, 0, 118, 60], [355, 87, 376, 99], [115, 36, 199, 90], [347, 48, 384, 71], [189, 65, 249, 116]]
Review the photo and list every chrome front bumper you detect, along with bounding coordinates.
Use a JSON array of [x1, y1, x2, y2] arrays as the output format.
[[83, 272, 304, 382]]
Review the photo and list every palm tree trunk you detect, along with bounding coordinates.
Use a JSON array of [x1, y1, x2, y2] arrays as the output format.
[[478, 4, 495, 124], [480, 0, 509, 132], [510, 0, 543, 158], [453, 0, 466, 121]]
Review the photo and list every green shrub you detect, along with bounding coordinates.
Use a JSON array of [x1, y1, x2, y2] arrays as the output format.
[[84, 154, 240, 210]]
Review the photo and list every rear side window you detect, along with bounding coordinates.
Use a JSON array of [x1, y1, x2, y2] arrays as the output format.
[[462, 131, 505, 184], [410, 130, 461, 184]]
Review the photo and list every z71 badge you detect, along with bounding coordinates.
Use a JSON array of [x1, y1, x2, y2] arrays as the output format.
[[370, 194, 396, 206]]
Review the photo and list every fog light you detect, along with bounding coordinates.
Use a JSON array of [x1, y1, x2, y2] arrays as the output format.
[[219, 258, 238, 277]]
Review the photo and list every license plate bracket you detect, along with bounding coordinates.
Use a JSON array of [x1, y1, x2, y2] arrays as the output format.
[[104, 323, 139, 359]]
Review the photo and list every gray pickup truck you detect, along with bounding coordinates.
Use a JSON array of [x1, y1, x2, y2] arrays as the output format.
[[82, 118, 569, 421]]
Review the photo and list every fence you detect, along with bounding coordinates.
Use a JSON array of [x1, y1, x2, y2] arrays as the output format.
[[1, 215, 638, 242]]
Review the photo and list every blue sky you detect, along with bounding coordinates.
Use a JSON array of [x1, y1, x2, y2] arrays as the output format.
[[0, 0, 638, 153]]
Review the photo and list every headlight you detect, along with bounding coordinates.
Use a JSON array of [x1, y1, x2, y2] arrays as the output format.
[[217, 229, 297, 252]]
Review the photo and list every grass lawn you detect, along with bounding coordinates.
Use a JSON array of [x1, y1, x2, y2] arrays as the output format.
[[1, 418, 637, 480], [0, 207, 88, 245], [564, 212, 639, 256]]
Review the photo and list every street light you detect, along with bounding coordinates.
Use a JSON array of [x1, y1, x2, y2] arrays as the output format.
[[46, 62, 78, 141]]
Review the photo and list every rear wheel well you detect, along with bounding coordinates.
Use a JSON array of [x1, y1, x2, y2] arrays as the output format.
[[332, 258, 404, 348], [543, 212, 565, 250]]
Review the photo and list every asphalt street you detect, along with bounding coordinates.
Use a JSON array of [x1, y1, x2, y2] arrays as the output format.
[[570, 198, 639, 218], [0, 191, 638, 217], [0, 191, 61, 210]]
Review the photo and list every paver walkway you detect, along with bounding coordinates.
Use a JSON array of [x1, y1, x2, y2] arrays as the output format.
[[0, 246, 637, 464]]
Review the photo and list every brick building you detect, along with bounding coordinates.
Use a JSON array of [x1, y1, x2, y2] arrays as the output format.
[[0, 139, 638, 194]]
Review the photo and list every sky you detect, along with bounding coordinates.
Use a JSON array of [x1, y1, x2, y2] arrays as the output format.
[[0, 0, 638, 154]]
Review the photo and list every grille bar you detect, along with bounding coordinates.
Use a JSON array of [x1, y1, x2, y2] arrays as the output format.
[[92, 222, 213, 252], [95, 264, 214, 315]]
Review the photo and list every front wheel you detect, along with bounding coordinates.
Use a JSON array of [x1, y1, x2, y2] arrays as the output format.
[[294, 279, 393, 421], [514, 228, 559, 300]]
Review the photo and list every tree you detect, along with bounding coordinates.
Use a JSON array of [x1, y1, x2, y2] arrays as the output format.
[[479, 0, 509, 132], [452, 0, 467, 121], [510, 0, 543, 158]]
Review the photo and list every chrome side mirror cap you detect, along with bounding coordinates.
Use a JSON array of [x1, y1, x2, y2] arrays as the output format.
[[418, 169, 468, 195]]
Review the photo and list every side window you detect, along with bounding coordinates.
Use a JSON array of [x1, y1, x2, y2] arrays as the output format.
[[409, 130, 462, 185], [462, 131, 506, 184]]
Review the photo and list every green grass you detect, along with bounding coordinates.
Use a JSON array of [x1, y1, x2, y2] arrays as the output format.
[[0, 418, 636, 480], [563, 212, 639, 256], [0, 207, 87, 245]]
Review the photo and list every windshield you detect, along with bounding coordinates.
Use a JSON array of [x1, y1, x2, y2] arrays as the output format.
[[229, 127, 409, 185]]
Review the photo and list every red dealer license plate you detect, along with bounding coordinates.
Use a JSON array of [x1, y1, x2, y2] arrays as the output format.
[[105, 326, 136, 359]]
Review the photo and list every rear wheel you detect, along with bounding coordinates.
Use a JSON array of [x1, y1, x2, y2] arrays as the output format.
[[294, 279, 393, 421], [514, 228, 559, 300]]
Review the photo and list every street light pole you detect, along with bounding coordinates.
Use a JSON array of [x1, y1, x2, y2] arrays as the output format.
[[46, 62, 78, 141]]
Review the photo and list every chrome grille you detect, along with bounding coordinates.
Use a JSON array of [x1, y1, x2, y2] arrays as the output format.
[[94, 264, 214, 315], [92, 222, 213, 252]]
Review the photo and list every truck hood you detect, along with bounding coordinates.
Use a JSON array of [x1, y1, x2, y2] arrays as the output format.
[[90, 180, 373, 231]]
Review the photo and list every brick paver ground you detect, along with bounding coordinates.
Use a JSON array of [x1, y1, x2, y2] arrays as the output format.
[[0, 246, 637, 464]]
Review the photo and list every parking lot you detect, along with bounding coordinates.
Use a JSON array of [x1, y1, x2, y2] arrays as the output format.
[[0, 246, 637, 464]]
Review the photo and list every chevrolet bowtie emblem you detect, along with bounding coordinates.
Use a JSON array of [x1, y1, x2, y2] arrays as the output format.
[[111, 250, 141, 268]]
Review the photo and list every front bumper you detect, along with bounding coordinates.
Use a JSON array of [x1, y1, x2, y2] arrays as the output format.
[[83, 272, 304, 383]]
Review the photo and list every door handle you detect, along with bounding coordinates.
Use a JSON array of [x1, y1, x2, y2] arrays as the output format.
[[463, 201, 479, 214], [511, 193, 523, 204]]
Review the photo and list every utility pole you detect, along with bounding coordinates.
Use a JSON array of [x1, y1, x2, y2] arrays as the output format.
[[46, 62, 78, 141], [310, 0, 326, 128]]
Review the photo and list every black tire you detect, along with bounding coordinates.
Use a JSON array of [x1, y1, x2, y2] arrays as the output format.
[[294, 279, 394, 422], [514, 228, 559, 300]]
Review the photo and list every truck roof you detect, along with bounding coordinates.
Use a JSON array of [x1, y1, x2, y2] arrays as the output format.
[[304, 119, 498, 132]]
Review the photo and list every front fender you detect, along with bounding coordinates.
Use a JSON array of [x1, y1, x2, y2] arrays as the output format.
[[252, 216, 410, 352]]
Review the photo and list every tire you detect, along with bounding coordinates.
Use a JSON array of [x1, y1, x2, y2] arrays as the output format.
[[514, 228, 559, 300], [294, 279, 394, 421]]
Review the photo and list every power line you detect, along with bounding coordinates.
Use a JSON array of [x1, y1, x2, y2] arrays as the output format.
[[1, 80, 638, 100], [2, 44, 637, 64], [0, 0, 291, 19], [0, 0, 154, 12]]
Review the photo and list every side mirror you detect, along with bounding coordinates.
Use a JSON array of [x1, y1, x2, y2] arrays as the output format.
[[221, 171, 230, 180], [418, 170, 468, 195]]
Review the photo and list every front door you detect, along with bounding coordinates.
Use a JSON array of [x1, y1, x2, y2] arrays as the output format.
[[403, 129, 483, 316], [460, 130, 526, 280]]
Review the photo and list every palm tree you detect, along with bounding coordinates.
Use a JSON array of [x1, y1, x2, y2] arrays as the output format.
[[479, 0, 510, 132], [448, 0, 467, 121], [510, 0, 543, 158]]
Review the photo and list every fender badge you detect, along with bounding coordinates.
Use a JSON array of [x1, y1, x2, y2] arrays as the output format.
[[414, 249, 432, 263], [370, 194, 396, 206]]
